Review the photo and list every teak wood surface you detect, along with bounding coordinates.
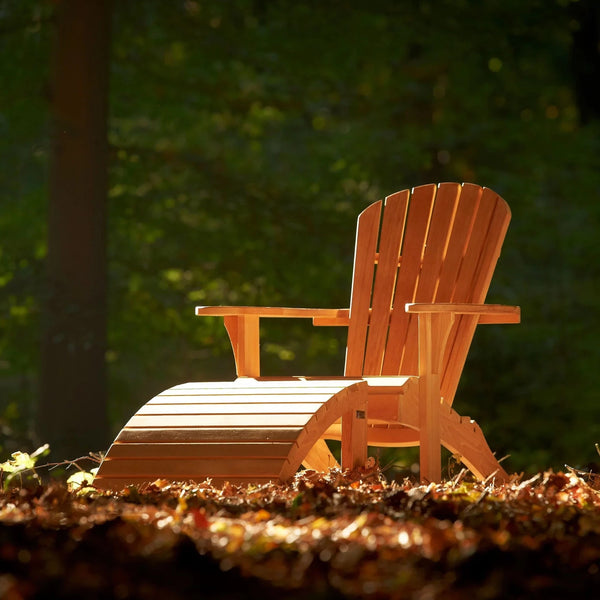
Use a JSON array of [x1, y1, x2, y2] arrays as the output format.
[[95, 182, 519, 489]]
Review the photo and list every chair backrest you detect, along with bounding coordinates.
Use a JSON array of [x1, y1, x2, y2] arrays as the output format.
[[344, 182, 511, 405]]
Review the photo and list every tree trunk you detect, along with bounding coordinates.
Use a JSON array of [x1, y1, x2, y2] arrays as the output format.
[[39, 0, 113, 458], [570, 0, 600, 124]]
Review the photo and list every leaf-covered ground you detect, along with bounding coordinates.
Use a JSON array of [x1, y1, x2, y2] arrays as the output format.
[[1, 468, 600, 599]]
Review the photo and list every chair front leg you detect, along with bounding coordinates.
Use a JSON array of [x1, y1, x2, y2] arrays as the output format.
[[224, 315, 261, 377], [417, 312, 454, 482]]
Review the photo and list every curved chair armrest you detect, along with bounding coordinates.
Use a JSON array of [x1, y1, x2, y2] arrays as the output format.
[[405, 303, 520, 324]]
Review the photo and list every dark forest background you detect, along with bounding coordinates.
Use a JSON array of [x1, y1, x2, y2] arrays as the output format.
[[1, 0, 599, 475]]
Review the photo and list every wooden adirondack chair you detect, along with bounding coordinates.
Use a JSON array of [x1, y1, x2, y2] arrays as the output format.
[[94, 182, 519, 490]]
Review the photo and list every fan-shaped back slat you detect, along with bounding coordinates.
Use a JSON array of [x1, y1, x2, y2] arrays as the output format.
[[435, 183, 482, 302], [440, 187, 511, 403], [362, 190, 409, 374], [396, 183, 461, 376], [344, 183, 511, 406], [380, 184, 436, 375], [345, 201, 382, 376]]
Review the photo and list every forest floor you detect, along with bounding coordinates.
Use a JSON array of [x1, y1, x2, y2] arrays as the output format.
[[0, 465, 599, 599]]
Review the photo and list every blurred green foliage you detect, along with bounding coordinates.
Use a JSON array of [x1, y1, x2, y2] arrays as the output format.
[[1, 0, 599, 473]]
